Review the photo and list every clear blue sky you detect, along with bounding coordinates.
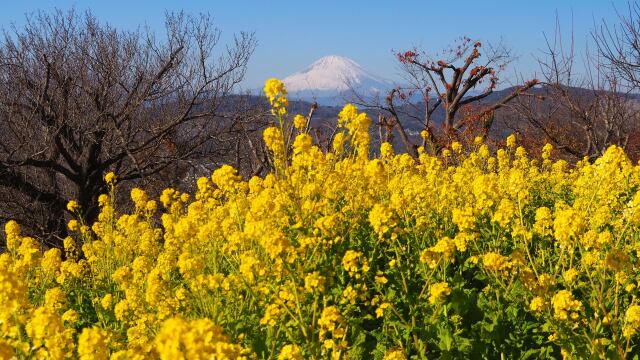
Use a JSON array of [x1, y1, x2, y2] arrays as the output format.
[[0, 1, 622, 89]]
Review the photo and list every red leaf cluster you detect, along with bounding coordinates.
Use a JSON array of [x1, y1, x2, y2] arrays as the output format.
[[397, 50, 417, 63]]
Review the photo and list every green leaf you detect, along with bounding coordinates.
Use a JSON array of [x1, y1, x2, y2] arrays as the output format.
[[437, 326, 454, 351]]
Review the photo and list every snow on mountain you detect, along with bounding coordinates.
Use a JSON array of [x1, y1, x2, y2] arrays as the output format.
[[282, 55, 393, 105]]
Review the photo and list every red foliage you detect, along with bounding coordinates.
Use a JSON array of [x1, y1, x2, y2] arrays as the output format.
[[469, 66, 483, 77], [397, 50, 417, 64]]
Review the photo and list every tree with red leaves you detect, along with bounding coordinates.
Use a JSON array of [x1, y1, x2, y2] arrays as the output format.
[[350, 37, 538, 157]]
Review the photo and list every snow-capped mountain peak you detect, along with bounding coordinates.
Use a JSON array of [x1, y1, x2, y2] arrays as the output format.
[[283, 55, 391, 94]]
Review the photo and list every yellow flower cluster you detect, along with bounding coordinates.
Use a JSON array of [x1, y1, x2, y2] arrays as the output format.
[[624, 305, 640, 337], [337, 103, 372, 157], [3, 77, 640, 358], [264, 78, 288, 117], [428, 282, 452, 304], [278, 344, 303, 360], [383, 348, 407, 360], [482, 252, 512, 273], [369, 203, 396, 239], [551, 290, 582, 321], [293, 114, 307, 130], [154, 317, 250, 359], [342, 250, 370, 278]]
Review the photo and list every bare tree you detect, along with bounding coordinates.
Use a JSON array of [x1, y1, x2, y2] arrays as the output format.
[[594, 2, 640, 89], [350, 37, 538, 156], [509, 17, 640, 160], [0, 9, 256, 245]]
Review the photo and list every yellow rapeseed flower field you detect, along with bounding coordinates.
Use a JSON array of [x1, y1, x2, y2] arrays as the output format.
[[3, 78, 640, 358]]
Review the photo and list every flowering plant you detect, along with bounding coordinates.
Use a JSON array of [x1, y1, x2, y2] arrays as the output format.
[[1, 78, 640, 359]]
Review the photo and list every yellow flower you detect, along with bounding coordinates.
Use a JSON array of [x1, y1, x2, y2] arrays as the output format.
[[451, 141, 462, 153], [332, 132, 345, 154], [338, 104, 358, 125], [563, 268, 579, 284], [492, 199, 516, 228], [5, 220, 21, 250], [380, 142, 394, 157], [68, 219, 80, 232], [41, 248, 62, 275], [278, 344, 303, 360], [264, 78, 288, 116], [482, 252, 511, 273], [529, 296, 546, 312], [375, 271, 388, 285], [383, 348, 407, 360], [292, 133, 313, 155], [506, 134, 516, 148], [420, 249, 437, 269], [452, 207, 475, 231], [212, 165, 242, 192], [542, 143, 553, 159], [63, 236, 77, 258], [597, 231, 612, 246], [104, 171, 116, 185], [605, 249, 629, 271], [0, 339, 13, 359], [369, 203, 395, 239], [454, 232, 476, 252], [101, 294, 113, 309], [61, 309, 79, 324], [155, 317, 248, 359], [428, 282, 451, 304], [553, 208, 585, 248], [264, 78, 287, 105], [67, 200, 80, 213], [8, 75, 640, 359], [293, 114, 307, 130], [97, 194, 110, 207], [44, 287, 67, 310], [376, 302, 391, 318], [260, 303, 283, 326], [130, 188, 148, 210], [342, 250, 369, 278], [318, 306, 344, 340], [534, 207, 553, 235], [430, 237, 457, 259], [263, 126, 285, 154], [336, 104, 371, 157], [623, 305, 640, 337], [26, 307, 74, 359], [145, 200, 157, 213], [78, 327, 109, 360], [304, 272, 326, 293], [551, 290, 582, 321]]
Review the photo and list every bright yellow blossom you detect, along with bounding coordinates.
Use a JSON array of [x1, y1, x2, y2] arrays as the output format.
[[428, 282, 451, 304]]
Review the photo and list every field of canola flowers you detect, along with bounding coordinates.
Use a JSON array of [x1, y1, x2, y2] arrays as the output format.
[[3, 78, 640, 359]]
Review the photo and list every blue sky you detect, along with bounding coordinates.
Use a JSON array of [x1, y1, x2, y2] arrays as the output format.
[[0, 1, 623, 89]]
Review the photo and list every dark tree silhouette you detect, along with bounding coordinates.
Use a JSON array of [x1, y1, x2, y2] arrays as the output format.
[[0, 9, 256, 245]]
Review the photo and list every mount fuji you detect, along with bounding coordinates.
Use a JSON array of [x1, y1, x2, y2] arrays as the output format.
[[282, 55, 394, 105]]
